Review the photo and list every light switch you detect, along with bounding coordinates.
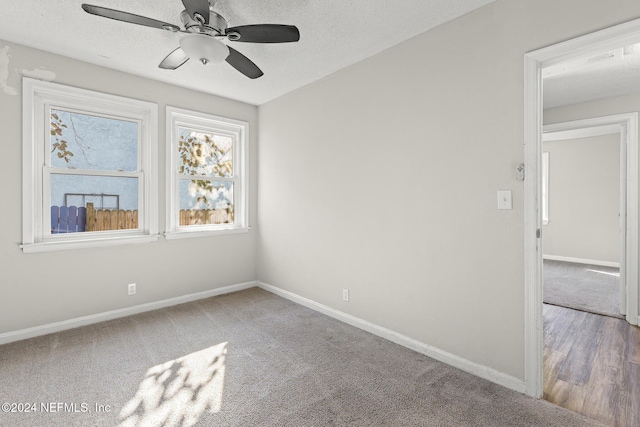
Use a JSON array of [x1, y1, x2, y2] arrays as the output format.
[[497, 190, 512, 210]]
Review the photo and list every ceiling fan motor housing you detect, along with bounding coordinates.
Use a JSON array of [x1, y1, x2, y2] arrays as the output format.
[[180, 9, 227, 35]]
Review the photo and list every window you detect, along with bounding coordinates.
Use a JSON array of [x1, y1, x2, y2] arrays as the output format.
[[22, 78, 158, 253], [165, 106, 248, 238]]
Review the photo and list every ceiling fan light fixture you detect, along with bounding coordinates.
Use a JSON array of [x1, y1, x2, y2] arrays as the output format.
[[180, 34, 229, 64]]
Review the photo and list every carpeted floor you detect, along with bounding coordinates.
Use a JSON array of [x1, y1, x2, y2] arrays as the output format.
[[543, 259, 622, 319], [0, 288, 603, 426]]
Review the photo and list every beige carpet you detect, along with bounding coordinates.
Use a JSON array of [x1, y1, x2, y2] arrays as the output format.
[[543, 259, 622, 319], [0, 288, 603, 426]]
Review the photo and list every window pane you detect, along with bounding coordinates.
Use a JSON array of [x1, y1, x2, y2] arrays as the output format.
[[50, 109, 138, 171], [50, 174, 139, 233], [178, 180, 233, 225], [177, 128, 233, 178]]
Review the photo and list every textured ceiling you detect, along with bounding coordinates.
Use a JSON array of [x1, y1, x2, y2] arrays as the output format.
[[0, 0, 494, 105], [543, 44, 640, 110]]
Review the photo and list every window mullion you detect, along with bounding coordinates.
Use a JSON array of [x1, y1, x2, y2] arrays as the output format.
[[46, 167, 142, 179], [178, 174, 235, 182]]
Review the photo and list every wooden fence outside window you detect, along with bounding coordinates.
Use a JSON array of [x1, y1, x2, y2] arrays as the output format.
[[51, 202, 233, 233]]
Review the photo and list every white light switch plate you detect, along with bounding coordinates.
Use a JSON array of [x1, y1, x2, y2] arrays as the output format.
[[497, 190, 513, 210]]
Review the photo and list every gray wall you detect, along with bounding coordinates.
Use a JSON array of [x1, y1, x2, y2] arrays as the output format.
[[0, 41, 258, 334], [542, 134, 620, 263], [545, 93, 640, 264], [545, 94, 640, 126], [257, 0, 640, 380]]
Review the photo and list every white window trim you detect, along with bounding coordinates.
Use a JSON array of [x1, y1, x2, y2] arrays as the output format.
[[165, 106, 249, 239], [21, 78, 159, 253]]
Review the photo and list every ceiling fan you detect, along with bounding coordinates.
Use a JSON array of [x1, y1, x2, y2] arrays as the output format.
[[81, 0, 300, 79]]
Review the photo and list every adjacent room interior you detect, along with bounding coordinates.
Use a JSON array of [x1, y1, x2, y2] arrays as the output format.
[[540, 47, 640, 425], [542, 129, 622, 319], [1, 1, 639, 426]]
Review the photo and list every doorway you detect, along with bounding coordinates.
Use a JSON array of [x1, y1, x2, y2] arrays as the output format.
[[543, 119, 629, 319], [523, 19, 640, 398]]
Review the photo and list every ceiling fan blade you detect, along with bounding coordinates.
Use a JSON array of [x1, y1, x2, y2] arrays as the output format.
[[181, 0, 210, 24], [225, 25, 300, 43], [159, 47, 190, 70], [225, 47, 263, 79], [81, 4, 180, 31]]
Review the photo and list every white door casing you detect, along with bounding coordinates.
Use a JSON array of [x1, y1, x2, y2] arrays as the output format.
[[524, 19, 640, 398]]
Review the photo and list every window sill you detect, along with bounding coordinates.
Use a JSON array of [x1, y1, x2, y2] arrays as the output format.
[[164, 226, 250, 240], [21, 234, 160, 253]]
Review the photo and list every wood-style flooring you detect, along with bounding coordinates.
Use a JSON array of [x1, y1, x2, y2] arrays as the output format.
[[543, 303, 640, 426]]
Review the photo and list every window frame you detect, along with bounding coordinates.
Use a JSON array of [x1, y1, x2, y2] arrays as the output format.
[[165, 106, 249, 239], [21, 78, 159, 253]]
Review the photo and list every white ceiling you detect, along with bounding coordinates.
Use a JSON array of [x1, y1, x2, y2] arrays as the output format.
[[0, 0, 494, 105], [543, 43, 640, 110]]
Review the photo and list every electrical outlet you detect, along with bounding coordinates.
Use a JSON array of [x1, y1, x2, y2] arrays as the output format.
[[342, 289, 349, 302], [128, 283, 136, 296]]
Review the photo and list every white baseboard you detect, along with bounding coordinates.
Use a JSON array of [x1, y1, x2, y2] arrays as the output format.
[[0, 281, 257, 345], [2, 279, 526, 394], [543, 254, 620, 268], [257, 281, 526, 394]]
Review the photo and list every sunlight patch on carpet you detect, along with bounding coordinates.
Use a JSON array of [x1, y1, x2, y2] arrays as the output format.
[[118, 342, 227, 427]]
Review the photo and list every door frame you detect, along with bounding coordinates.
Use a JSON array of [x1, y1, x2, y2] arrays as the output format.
[[543, 116, 636, 316], [524, 18, 640, 398]]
